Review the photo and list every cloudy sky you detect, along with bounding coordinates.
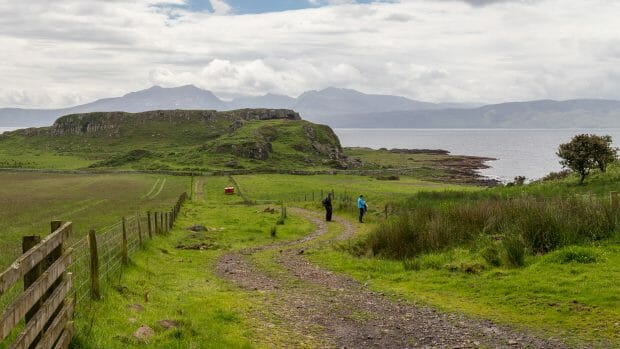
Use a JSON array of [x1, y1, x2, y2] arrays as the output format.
[[0, 0, 618, 108]]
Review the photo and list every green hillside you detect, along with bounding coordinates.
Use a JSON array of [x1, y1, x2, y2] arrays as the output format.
[[0, 109, 349, 172], [0, 109, 495, 184]]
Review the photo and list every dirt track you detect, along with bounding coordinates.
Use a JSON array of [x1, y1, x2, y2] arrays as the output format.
[[216, 208, 567, 348]]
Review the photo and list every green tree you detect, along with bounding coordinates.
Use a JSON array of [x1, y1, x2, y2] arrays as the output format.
[[591, 135, 616, 172], [557, 134, 617, 184]]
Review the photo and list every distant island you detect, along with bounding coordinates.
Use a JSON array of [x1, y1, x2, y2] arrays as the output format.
[[2, 85, 620, 129]]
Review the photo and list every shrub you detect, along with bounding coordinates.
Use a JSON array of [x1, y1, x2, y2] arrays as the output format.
[[480, 244, 502, 267], [363, 194, 614, 260], [376, 175, 400, 181], [418, 253, 449, 270], [551, 246, 598, 264], [502, 234, 526, 267], [402, 258, 421, 271], [541, 169, 571, 182]]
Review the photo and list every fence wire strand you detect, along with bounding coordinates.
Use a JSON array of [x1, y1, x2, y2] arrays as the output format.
[[62, 192, 187, 315]]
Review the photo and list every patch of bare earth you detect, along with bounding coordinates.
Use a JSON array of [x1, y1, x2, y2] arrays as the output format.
[[215, 208, 568, 348]]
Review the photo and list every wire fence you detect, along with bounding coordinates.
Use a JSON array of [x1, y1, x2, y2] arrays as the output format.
[[65, 192, 187, 311]]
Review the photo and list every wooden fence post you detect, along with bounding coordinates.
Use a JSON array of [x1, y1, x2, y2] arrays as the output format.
[[137, 214, 143, 247], [159, 212, 166, 233], [147, 211, 153, 239], [48, 220, 65, 292], [190, 175, 194, 202], [121, 217, 128, 266], [154, 212, 159, 234], [22, 235, 42, 324], [88, 230, 101, 300]]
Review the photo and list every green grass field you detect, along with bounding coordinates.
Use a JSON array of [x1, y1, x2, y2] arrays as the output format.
[[0, 172, 189, 268], [302, 166, 620, 346], [70, 176, 315, 348], [1, 167, 618, 347], [233, 173, 478, 207]]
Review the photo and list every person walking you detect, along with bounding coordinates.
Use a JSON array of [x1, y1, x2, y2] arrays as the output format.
[[357, 194, 367, 223], [322, 192, 333, 222]]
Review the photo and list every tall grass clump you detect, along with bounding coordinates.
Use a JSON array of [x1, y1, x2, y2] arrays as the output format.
[[502, 233, 526, 267], [365, 195, 615, 260]]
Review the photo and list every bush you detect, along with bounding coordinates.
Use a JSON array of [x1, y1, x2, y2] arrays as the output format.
[[550, 246, 598, 264], [541, 169, 571, 182], [363, 195, 614, 260], [480, 244, 502, 267], [402, 258, 421, 271], [418, 253, 449, 270], [502, 234, 526, 267], [376, 175, 400, 181]]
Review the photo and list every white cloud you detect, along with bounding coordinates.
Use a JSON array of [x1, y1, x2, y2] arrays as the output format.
[[0, 0, 619, 107], [209, 0, 232, 15]]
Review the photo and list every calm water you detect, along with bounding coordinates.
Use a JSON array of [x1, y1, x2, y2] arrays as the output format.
[[0, 127, 19, 134], [0, 127, 18, 134], [334, 129, 620, 182]]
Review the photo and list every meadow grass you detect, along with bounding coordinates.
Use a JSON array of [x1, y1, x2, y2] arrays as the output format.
[[0, 172, 189, 268], [70, 177, 316, 348], [233, 173, 477, 207], [364, 196, 615, 260], [303, 164, 620, 346], [308, 239, 620, 346]]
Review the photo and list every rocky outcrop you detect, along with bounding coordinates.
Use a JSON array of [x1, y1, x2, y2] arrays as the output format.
[[215, 141, 273, 160], [49, 109, 301, 137]]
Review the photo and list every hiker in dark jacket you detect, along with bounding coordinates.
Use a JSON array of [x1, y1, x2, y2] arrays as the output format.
[[322, 193, 333, 221]]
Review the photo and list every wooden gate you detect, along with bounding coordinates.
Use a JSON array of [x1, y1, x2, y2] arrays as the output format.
[[0, 221, 74, 349]]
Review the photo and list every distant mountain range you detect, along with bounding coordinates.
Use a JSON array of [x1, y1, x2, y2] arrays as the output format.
[[2, 85, 619, 128]]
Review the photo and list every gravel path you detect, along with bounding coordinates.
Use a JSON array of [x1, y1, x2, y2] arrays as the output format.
[[215, 208, 568, 349]]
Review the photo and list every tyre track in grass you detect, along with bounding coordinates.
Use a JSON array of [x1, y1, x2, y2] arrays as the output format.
[[141, 178, 161, 199], [216, 208, 568, 349], [147, 178, 166, 199]]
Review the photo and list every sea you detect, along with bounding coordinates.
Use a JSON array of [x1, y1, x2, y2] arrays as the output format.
[[334, 128, 620, 182], [0, 127, 19, 134]]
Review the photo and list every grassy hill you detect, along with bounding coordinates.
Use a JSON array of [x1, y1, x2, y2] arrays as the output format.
[[0, 109, 350, 172], [0, 109, 495, 184]]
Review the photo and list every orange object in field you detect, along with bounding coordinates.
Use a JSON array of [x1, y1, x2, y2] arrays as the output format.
[[224, 187, 235, 195]]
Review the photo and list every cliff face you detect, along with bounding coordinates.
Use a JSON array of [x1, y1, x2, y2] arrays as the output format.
[[48, 109, 301, 137]]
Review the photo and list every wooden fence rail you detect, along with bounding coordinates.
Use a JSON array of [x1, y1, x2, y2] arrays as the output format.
[[2, 191, 188, 348], [0, 222, 74, 349]]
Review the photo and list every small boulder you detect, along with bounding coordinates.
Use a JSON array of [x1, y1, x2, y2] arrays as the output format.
[[133, 325, 154, 342], [127, 303, 144, 313], [186, 225, 207, 232], [158, 319, 179, 330]]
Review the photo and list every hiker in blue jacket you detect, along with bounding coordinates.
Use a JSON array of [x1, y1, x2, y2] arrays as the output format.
[[357, 195, 367, 223]]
